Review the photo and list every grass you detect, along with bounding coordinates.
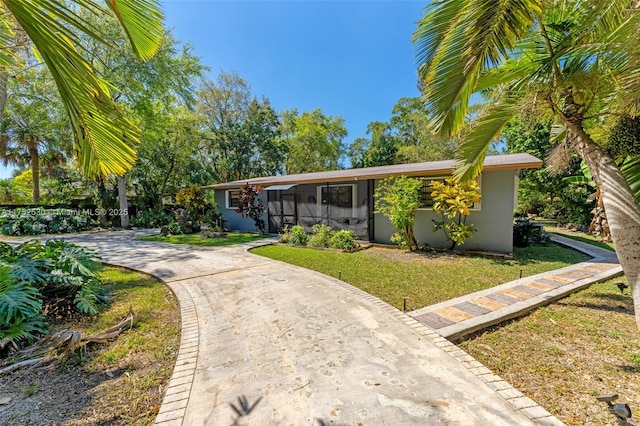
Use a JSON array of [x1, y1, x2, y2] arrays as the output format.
[[1, 266, 180, 425], [66, 267, 180, 424], [459, 278, 637, 426], [546, 225, 615, 252], [137, 232, 268, 246], [250, 243, 589, 310]]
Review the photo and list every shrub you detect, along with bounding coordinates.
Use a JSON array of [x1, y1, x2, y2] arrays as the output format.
[[289, 225, 308, 246], [278, 226, 291, 244], [0, 208, 93, 236], [374, 176, 423, 251], [0, 239, 104, 348], [308, 224, 334, 248], [329, 230, 358, 250], [167, 221, 183, 235], [131, 208, 172, 228], [235, 185, 266, 234], [430, 178, 481, 250], [513, 219, 550, 247], [202, 206, 226, 232]]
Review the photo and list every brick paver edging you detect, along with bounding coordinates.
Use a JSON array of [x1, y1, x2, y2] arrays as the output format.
[[100, 262, 199, 426], [153, 280, 199, 425], [408, 235, 623, 341]]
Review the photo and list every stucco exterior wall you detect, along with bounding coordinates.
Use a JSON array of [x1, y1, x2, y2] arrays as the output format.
[[373, 170, 517, 253], [214, 189, 268, 233]]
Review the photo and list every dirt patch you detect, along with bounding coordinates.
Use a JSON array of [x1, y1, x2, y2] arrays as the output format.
[[364, 246, 473, 265], [0, 268, 180, 425]]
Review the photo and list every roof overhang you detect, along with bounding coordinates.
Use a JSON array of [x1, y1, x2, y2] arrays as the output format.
[[263, 184, 297, 191], [203, 153, 543, 190]]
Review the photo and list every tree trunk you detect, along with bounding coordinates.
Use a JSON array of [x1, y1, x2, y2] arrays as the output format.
[[564, 120, 640, 331], [0, 73, 7, 122], [117, 175, 130, 228], [28, 139, 40, 204]]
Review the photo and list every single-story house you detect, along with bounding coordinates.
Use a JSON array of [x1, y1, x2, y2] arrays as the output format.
[[204, 153, 542, 253]]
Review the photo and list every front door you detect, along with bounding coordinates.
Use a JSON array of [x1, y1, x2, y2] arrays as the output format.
[[281, 193, 297, 229]]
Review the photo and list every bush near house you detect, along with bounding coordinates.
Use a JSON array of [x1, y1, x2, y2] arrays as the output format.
[[278, 225, 358, 251]]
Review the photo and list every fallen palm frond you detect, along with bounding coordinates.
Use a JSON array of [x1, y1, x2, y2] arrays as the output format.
[[0, 307, 134, 375]]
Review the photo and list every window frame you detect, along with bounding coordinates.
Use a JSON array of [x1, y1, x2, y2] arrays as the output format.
[[225, 189, 241, 210], [316, 184, 358, 217]]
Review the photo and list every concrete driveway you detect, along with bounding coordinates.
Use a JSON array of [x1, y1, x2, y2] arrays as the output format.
[[26, 230, 561, 425]]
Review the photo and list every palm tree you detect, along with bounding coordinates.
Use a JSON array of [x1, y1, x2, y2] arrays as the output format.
[[0, 0, 164, 179], [413, 1, 640, 330]]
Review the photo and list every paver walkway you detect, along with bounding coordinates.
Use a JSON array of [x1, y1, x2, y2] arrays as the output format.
[[409, 235, 622, 341], [9, 230, 567, 425]]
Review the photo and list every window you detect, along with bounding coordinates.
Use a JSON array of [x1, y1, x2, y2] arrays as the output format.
[[419, 177, 482, 210], [226, 189, 241, 209], [322, 186, 353, 208], [316, 184, 357, 216], [419, 178, 445, 208]]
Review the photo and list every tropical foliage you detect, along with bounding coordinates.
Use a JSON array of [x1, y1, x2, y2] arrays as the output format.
[[278, 224, 358, 251], [374, 176, 423, 251], [0, 208, 92, 236], [235, 185, 266, 234], [349, 97, 458, 168], [430, 178, 481, 250], [413, 0, 640, 330], [1, 0, 164, 179], [0, 239, 103, 348]]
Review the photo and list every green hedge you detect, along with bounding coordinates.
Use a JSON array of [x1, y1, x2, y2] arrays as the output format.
[[0, 208, 93, 236]]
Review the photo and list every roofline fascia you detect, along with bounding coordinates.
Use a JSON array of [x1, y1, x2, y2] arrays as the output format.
[[203, 159, 542, 191]]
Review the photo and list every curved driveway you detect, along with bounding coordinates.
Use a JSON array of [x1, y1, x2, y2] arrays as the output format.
[[50, 230, 561, 425]]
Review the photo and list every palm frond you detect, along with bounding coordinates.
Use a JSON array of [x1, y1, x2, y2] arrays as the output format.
[[104, 0, 164, 61], [414, 0, 538, 136], [0, 8, 19, 71], [454, 102, 518, 181], [620, 155, 640, 204], [3, 0, 143, 178]]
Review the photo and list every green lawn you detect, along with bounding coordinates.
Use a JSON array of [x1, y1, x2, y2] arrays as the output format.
[[137, 232, 268, 247], [250, 244, 589, 310], [459, 277, 636, 425], [546, 225, 615, 251]]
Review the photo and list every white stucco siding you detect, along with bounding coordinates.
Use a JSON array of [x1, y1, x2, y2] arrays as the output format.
[[373, 170, 517, 253]]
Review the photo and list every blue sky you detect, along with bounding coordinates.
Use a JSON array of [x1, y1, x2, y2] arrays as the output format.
[[0, 0, 426, 179]]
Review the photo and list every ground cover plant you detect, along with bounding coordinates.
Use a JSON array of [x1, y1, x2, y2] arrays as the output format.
[[459, 278, 637, 426], [0, 239, 104, 347], [0, 267, 179, 425], [251, 243, 588, 310], [0, 208, 93, 236], [138, 232, 268, 247]]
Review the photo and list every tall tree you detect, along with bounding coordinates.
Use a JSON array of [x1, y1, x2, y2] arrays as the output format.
[[348, 122, 397, 168], [78, 13, 204, 219], [197, 72, 285, 182], [349, 97, 457, 168], [390, 97, 457, 163], [282, 108, 347, 174], [413, 0, 640, 329], [0, 0, 164, 178], [0, 65, 69, 203]]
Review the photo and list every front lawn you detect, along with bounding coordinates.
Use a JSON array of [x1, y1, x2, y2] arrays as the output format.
[[138, 232, 268, 247], [459, 278, 637, 425], [250, 244, 589, 310], [546, 225, 616, 252]]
